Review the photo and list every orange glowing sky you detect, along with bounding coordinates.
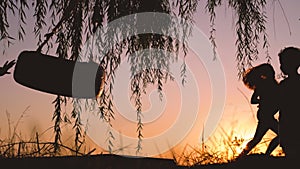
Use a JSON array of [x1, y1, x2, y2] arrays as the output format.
[[0, 0, 299, 158]]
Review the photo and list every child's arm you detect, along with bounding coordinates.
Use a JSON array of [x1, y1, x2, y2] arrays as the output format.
[[250, 90, 259, 104]]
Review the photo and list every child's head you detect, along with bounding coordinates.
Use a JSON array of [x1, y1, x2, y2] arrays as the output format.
[[242, 63, 276, 90], [278, 46, 300, 76]]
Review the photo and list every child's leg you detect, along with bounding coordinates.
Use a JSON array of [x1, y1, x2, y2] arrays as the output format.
[[265, 118, 280, 155], [265, 136, 279, 155], [239, 121, 269, 156]]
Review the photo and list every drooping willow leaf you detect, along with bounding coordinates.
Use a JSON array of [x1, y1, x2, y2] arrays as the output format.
[[1, 0, 271, 153]]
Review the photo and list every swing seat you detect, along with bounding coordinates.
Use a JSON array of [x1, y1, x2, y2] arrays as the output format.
[[13, 51, 105, 98]]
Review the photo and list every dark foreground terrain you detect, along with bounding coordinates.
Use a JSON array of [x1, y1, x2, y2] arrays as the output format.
[[0, 154, 296, 169]]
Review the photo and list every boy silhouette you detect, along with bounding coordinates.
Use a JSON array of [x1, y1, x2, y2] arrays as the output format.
[[278, 46, 300, 158]]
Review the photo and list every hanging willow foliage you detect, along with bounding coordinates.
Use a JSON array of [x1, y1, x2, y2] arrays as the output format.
[[1, 0, 271, 153]]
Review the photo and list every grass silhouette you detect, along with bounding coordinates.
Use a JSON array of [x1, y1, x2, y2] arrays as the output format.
[[0, 107, 95, 158], [0, 107, 288, 169]]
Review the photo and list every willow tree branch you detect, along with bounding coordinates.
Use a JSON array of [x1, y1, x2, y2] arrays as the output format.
[[36, 0, 79, 52]]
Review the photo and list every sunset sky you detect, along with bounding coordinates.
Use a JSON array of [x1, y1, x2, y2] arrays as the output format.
[[0, 0, 299, 158]]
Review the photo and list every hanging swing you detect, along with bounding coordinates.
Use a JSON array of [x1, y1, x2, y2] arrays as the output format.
[[13, 50, 105, 98], [12, 0, 168, 99], [12, 2, 105, 99]]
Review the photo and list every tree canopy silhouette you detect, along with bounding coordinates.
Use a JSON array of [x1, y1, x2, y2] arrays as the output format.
[[0, 0, 271, 153]]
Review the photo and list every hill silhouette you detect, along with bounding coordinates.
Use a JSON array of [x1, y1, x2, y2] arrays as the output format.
[[0, 154, 294, 169]]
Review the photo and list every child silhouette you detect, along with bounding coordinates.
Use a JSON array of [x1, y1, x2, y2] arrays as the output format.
[[0, 60, 16, 77], [278, 46, 300, 158], [237, 63, 280, 158]]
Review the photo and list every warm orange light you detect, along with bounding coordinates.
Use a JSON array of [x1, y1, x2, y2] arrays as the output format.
[[96, 67, 106, 99]]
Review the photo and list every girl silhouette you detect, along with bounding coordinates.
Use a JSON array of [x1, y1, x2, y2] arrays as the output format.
[[237, 63, 280, 158]]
